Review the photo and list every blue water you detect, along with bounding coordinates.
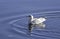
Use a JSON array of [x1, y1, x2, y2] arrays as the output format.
[[0, 0, 60, 39]]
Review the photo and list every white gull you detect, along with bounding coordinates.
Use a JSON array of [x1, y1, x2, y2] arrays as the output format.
[[28, 15, 46, 25]]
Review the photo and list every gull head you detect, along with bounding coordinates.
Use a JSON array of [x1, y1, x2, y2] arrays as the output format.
[[28, 15, 33, 17], [28, 15, 33, 19]]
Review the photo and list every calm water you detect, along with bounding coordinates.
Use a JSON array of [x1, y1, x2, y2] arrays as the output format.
[[0, 0, 60, 39]]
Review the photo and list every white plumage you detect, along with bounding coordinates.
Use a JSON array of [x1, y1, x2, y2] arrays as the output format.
[[28, 15, 46, 24]]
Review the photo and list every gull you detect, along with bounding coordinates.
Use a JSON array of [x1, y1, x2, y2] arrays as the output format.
[[27, 15, 47, 32], [28, 15, 46, 25]]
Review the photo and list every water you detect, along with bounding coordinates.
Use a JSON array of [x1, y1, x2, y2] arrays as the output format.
[[0, 0, 60, 39]]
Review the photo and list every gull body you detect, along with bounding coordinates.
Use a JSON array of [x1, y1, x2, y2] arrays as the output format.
[[28, 15, 46, 25]]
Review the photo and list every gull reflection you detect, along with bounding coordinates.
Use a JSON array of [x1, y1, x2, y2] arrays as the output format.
[[28, 23, 46, 32]]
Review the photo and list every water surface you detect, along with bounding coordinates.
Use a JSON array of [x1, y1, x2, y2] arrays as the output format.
[[0, 0, 60, 39]]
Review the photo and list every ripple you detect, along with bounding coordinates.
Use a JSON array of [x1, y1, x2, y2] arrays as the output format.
[[0, 10, 60, 23], [31, 32, 60, 39], [1, 10, 60, 39]]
